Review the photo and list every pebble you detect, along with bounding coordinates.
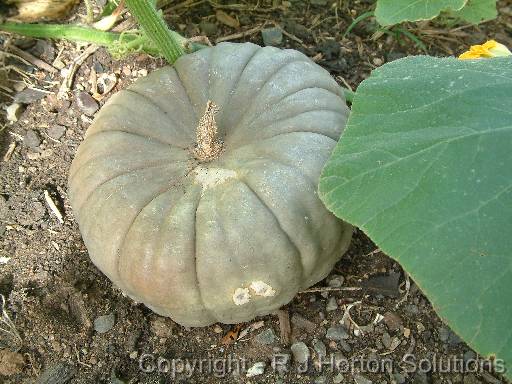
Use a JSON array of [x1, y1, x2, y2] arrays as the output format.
[[0, 195, 7, 214], [463, 350, 477, 362], [24, 129, 41, 148], [438, 326, 461, 345], [405, 304, 419, 315], [15, 88, 47, 104], [382, 332, 392, 349], [94, 313, 115, 333], [326, 296, 338, 311], [290, 341, 310, 364], [312, 338, 326, 358], [261, 27, 283, 46], [291, 313, 316, 333], [339, 339, 352, 352], [254, 328, 276, 345], [393, 373, 406, 384], [35, 362, 76, 384], [383, 311, 403, 331], [150, 317, 172, 338], [327, 275, 344, 287], [246, 361, 265, 377], [354, 374, 373, 384], [47, 125, 66, 140], [6, 103, 22, 122], [333, 373, 344, 384], [75, 91, 99, 116], [326, 325, 349, 341], [314, 376, 327, 384], [0, 350, 25, 376]]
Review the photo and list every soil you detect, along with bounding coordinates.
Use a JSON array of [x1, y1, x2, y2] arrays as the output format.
[[1, 1, 511, 383]]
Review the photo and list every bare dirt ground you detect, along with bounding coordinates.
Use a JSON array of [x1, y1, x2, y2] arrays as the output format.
[[1, 1, 511, 383]]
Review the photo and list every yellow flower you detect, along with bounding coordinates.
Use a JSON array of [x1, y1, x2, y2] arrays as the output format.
[[459, 40, 512, 60]]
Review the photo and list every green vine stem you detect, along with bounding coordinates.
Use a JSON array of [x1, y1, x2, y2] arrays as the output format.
[[124, 0, 185, 64], [0, 22, 119, 46], [0, 22, 160, 57]]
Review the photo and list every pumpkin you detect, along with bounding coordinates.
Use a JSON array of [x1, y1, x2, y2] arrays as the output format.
[[68, 42, 352, 327]]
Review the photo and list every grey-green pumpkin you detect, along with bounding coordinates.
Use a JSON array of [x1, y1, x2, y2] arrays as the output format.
[[68, 42, 352, 326]]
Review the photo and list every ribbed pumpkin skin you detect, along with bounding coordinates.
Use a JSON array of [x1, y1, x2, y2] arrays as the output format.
[[69, 42, 352, 326]]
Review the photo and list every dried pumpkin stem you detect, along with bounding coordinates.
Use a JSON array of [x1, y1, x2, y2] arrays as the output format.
[[194, 101, 223, 162]]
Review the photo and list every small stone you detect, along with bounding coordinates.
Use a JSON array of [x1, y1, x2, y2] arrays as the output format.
[[291, 313, 316, 333], [94, 313, 115, 333], [75, 91, 99, 116], [199, 21, 218, 36], [393, 373, 406, 384], [372, 57, 384, 66], [261, 27, 283, 47], [326, 296, 338, 311], [0, 195, 7, 214], [314, 376, 327, 384], [354, 374, 373, 384], [327, 275, 344, 288], [15, 88, 47, 104], [6, 103, 22, 122], [254, 328, 276, 345], [290, 341, 310, 364], [0, 349, 25, 376], [213, 324, 223, 333], [312, 338, 326, 358], [35, 362, 76, 384], [47, 125, 66, 140], [438, 326, 461, 344], [382, 332, 392, 349], [150, 317, 172, 338], [333, 373, 344, 384], [383, 311, 403, 331], [416, 322, 426, 333], [23, 129, 41, 148], [463, 350, 477, 362], [129, 351, 138, 359], [326, 325, 349, 341], [339, 339, 352, 353], [421, 330, 433, 343], [405, 304, 419, 315], [246, 361, 265, 377]]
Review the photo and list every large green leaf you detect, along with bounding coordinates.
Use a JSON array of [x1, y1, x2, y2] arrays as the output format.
[[450, 0, 497, 24], [375, 0, 466, 25], [319, 56, 512, 379]]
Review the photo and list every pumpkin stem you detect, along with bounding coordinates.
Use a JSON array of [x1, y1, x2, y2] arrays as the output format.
[[193, 100, 223, 162]]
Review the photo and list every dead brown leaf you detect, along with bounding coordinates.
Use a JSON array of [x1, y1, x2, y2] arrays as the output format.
[[215, 10, 240, 28], [221, 324, 242, 345]]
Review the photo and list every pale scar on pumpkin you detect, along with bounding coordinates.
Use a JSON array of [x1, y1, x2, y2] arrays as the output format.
[[233, 281, 276, 305], [193, 166, 237, 192]]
